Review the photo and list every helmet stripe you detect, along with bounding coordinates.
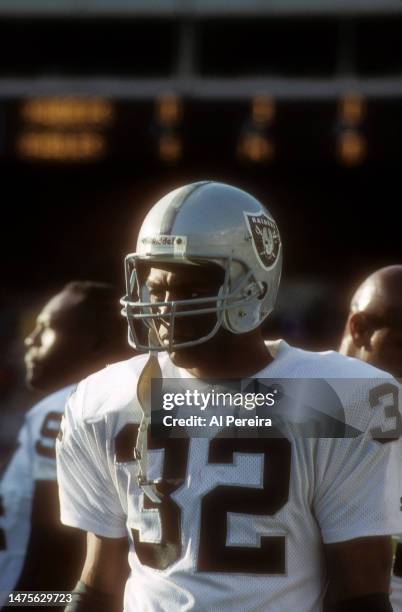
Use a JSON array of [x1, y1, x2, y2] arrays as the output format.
[[160, 181, 211, 234]]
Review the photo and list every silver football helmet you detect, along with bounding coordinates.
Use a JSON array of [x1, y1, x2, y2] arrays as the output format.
[[121, 181, 282, 351]]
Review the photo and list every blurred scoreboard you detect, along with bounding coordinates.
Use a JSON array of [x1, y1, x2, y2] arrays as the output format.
[[0, 0, 400, 164]]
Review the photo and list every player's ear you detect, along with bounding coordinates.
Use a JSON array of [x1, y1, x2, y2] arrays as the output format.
[[349, 312, 375, 350]]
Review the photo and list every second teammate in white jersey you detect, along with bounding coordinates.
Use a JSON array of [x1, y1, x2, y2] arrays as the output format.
[[57, 182, 402, 612], [339, 265, 402, 611], [0, 281, 131, 607], [0, 385, 75, 608]]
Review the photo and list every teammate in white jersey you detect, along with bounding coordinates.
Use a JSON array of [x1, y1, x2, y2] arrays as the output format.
[[0, 281, 131, 608], [339, 265, 402, 611], [57, 182, 402, 612]]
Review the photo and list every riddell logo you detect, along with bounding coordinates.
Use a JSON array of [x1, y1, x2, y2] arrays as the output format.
[[141, 235, 187, 255], [142, 236, 176, 247], [244, 211, 281, 269]]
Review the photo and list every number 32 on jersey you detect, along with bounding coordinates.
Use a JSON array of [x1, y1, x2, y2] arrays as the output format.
[[115, 425, 291, 574]]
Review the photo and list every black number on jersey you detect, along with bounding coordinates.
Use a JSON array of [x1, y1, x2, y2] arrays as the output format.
[[115, 424, 189, 569], [36, 412, 63, 459], [197, 434, 291, 574], [370, 383, 401, 444], [134, 431, 189, 570], [115, 424, 291, 574], [0, 494, 6, 550]]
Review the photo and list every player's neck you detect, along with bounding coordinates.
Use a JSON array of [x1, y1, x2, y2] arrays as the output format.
[[179, 333, 274, 379], [338, 335, 358, 358]]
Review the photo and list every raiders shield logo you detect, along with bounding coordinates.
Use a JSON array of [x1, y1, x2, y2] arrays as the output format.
[[244, 211, 280, 270]]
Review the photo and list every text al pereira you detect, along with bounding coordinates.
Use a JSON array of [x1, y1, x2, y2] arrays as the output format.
[[162, 415, 273, 427]]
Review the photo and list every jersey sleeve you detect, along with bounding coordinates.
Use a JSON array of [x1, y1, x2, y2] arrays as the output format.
[[313, 381, 402, 544], [56, 383, 127, 538]]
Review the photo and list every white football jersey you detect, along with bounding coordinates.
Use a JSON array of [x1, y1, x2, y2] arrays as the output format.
[[0, 384, 75, 606], [56, 342, 402, 612]]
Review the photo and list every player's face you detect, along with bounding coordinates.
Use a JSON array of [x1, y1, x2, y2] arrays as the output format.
[[24, 290, 92, 392], [141, 261, 224, 359], [367, 325, 402, 379]]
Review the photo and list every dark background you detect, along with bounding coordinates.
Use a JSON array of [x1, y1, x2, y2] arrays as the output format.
[[1, 1, 401, 446]]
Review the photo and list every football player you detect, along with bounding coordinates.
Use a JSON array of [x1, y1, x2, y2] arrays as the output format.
[[0, 281, 131, 608], [57, 182, 402, 612], [339, 265, 402, 380], [339, 265, 402, 610]]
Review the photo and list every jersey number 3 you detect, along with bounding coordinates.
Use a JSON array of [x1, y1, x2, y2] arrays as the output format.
[[115, 426, 291, 574]]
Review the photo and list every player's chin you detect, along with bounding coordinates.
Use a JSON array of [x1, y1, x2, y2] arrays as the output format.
[[160, 330, 199, 348], [25, 360, 38, 387], [25, 363, 51, 392], [168, 347, 199, 367], [168, 338, 212, 367], [25, 369, 40, 390]]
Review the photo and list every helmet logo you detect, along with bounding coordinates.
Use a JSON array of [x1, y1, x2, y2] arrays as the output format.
[[244, 211, 280, 270]]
